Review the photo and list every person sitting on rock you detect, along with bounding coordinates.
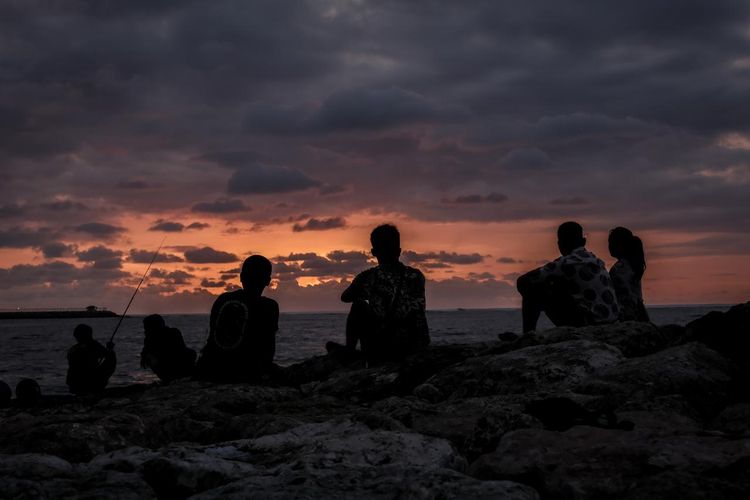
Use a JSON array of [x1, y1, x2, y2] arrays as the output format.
[[66, 324, 117, 395], [332, 224, 429, 363], [517, 221, 619, 333], [194, 255, 279, 382], [608, 226, 650, 322], [140, 314, 197, 383]]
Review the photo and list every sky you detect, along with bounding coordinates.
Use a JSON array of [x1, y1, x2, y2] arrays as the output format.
[[0, 0, 748, 313]]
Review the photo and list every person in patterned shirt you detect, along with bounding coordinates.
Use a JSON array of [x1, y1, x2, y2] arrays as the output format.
[[608, 226, 650, 322], [337, 224, 429, 363], [517, 221, 619, 333]]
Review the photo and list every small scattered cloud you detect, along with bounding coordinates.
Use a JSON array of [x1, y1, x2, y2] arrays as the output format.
[[403, 250, 484, 265], [292, 217, 346, 232], [41, 242, 77, 259], [191, 199, 250, 213], [76, 245, 124, 269], [128, 248, 184, 263], [149, 220, 186, 232], [200, 279, 227, 288], [73, 222, 126, 239], [183, 246, 239, 263], [496, 256, 518, 264], [186, 222, 210, 230]]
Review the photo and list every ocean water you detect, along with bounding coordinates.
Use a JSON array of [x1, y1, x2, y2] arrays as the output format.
[[0, 305, 731, 395]]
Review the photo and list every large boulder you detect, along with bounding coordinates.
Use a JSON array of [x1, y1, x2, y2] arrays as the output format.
[[686, 302, 750, 361], [470, 425, 750, 499], [424, 340, 624, 402]]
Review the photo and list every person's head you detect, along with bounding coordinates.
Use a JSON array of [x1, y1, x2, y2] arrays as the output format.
[[608, 226, 633, 259], [557, 221, 586, 255], [609, 226, 646, 279], [73, 324, 93, 343], [15, 378, 41, 407], [143, 314, 166, 335], [240, 255, 273, 293], [370, 224, 401, 264]]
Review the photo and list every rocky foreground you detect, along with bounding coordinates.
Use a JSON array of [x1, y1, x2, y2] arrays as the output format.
[[1, 303, 749, 499]]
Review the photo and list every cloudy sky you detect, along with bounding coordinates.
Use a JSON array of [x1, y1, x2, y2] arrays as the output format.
[[1, 0, 748, 313]]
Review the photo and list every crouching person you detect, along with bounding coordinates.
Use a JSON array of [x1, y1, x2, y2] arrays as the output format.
[[140, 314, 196, 383]]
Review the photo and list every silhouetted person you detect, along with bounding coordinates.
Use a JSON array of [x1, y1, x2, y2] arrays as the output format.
[[334, 224, 429, 363], [609, 226, 650, 322], [140, 314, 196, 383], [66, 324, 116, 395], [195, 255, 279, 382], [15, 379, 41, 407], [517, 221, 619, 333]]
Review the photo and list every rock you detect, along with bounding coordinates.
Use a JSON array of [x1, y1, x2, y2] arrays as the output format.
[[579, 342, 739, 419], [686, 302, 750, 361], [470, 425, 750, 499], [425, 340, 624, 401], [1, 304, 749, 498]]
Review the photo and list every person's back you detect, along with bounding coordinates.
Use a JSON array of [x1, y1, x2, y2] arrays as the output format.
[[66, 324, 116, 395], [340, 224, 429, 362], [141, 314, 196, 382], [609, 227, 649, 322], [195, 255, 279, 382], [517, 222, 619, 332]]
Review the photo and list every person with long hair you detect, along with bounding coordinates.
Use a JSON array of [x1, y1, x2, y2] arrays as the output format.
[[608, 227, 650, 322]]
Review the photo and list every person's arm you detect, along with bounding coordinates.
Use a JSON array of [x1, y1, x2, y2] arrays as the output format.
[[413, 271, 430, 348], [262, 300, 279, 366], [341, 272, 364, 303]]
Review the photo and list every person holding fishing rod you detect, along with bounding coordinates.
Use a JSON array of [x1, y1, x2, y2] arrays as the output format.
[[66, 240, 164, 396]]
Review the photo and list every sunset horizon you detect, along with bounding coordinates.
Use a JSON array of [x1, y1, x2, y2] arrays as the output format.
[[1, 1, 748, 315]]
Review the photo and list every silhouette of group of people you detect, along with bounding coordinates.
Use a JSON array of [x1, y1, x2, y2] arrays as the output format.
[[65, 221, 649, 395]]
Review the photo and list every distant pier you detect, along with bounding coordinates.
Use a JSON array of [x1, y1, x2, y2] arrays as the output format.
[[0, 306, 118, 320]]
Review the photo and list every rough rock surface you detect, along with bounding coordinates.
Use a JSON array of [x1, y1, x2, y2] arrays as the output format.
[[1, 302, 749, 499]]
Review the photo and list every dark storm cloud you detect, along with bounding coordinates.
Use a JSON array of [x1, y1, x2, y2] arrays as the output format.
[[550, 197, 589, 206], [183, 246, 239, 264], [128, 249, 185, 263], [0, 227, 59, 248], [227, 164, 319, 195], [292, 217, 346, 232], [1, 0, 749, 311], [191, 199, 250, 214], [444, 193, 508, 204]]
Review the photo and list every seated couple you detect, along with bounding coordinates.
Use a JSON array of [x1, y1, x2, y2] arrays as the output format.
[[517, 221, 648, 333]]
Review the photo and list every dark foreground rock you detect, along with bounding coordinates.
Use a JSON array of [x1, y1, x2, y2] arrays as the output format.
[[1, 302, 749, 499]]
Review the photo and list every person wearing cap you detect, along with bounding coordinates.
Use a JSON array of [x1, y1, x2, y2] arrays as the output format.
[[66, 324, 117, 395], [194, 255, 279, 382], [516, 221, 619, 333], [140, 314, 196, 383]]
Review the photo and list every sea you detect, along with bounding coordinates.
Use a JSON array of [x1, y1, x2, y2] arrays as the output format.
[[0, 305, 732, 395]]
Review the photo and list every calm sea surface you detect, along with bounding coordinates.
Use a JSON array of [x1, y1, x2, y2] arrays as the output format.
[[0, 305, 731, 395]]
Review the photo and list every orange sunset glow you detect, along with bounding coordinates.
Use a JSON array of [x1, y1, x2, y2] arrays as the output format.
[[0, 2, 748, 314]]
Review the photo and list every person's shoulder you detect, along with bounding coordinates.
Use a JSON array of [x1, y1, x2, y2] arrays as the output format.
[[403, 265, 425, 280], [259, 296, 279, 308]]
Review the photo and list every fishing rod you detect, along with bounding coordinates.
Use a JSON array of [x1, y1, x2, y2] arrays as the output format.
[[109, 237, 166, 344]]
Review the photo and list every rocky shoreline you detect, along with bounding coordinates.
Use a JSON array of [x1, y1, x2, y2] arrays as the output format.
[[1, 303, 749, 499]]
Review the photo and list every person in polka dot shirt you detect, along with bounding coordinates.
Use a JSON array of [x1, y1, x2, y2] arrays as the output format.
[[517, 221, 619, 333]]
